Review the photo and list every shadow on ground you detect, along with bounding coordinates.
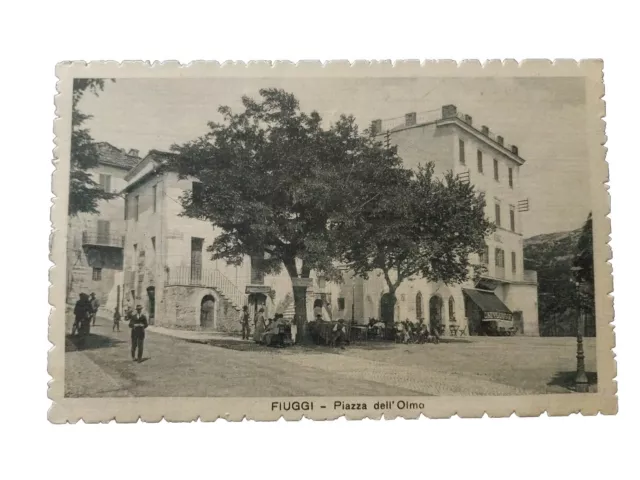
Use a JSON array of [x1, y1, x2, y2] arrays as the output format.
[[66, 333, 125, 352], [547, 370, 598, 392], [196, 337, 471, 354]]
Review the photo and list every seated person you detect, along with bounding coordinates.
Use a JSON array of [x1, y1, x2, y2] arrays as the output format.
[[330, 319, 348, 349], [262, 314, 286, 347]]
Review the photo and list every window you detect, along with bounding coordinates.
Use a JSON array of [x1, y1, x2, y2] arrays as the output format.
[[99, 174, 111, 192], [92, 268, 102, 281], [493, 158, 499, 181], [477, 150, 483, 173], [338, 298, 346, 310], [152, 185, 157, 213], [508, 167, 514, 188], [97, 220, 110, 244], [134, 195, 140, 222], [495, 248, 505, 268], [192, 181, 203, 204], [511, 251, 517, 274], [416, 292, 424, 320], [459, 139, 465, 165], [479, 243, 489, 264], [494, 201, 501, 227], [191, 237, 204, 282], [151, 236, 156, 252], [133, 244, 137, 269], [124, 195, 128, 220], [510, 206, 516, 232], [448, 296, 455, 322]]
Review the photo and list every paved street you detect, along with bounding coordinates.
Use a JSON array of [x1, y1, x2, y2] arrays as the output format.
[[65, 316, 597, 398]]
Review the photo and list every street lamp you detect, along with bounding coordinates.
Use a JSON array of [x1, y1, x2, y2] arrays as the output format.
[[570, 266, 589, 393]]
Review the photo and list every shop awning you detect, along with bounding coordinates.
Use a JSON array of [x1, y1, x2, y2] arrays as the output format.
[[463, 289, 513, 322]]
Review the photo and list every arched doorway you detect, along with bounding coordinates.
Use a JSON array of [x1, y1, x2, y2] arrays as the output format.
[[200, 295, 216, 329], [429, 295, 443, 332], [380, 293, 395, 324], [313, 298, 324, 320], [416, 292, 424, 321]]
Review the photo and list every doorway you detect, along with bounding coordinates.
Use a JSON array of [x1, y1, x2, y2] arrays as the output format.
[[146, 286, 155, 325], [380, 293, 395, 324], [200, 295, 216, 329], [248, 293, 267, 320], [512, 310, 523, 334]]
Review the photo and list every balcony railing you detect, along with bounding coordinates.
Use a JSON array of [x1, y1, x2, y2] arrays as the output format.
[[82, 230, 125, 248], [165, 266, 245, 310]]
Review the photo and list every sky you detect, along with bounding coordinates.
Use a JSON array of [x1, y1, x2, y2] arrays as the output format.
[[78, 76, 590, 238]]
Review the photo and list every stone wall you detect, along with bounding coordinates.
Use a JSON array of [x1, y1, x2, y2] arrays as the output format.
[[161, 285, 240, 332]]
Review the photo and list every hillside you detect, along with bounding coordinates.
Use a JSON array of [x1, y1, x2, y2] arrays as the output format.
[[524, 227, 594, 336]]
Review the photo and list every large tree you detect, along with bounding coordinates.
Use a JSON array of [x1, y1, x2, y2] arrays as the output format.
[[334, 163, 494, 323], [166, 88, 404, 340], [69, 79, 116, 216], [573, 212, 595, 317]]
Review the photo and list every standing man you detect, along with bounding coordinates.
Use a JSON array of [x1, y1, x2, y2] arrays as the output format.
[[129, 304, 148, 362], [89, 292, 100, 326], [240, 305, 251, 340]]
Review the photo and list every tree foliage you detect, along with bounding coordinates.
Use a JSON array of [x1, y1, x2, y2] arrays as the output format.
[[334, 163, 494, 322], [167, 88, 405, 330], [573, 212, 595, 316], [69, 78, 116, 216]]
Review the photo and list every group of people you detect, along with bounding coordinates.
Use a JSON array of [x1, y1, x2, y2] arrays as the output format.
[[71, 292, 101, 336], [71, 292, 148, 362], [239, 306, 298, 347], [394, 319, 440, 344], [308, 315, 349, 348]]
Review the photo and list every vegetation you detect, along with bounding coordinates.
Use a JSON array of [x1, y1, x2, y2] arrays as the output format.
[[69, 79, 115, 216]]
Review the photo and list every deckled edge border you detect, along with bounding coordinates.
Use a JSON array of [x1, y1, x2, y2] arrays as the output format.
[[48, 60, 616, 423]]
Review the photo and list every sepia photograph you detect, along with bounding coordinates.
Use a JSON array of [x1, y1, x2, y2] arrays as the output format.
[[49, 61, 614, 420]]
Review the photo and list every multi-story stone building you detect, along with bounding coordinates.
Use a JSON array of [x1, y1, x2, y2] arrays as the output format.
[[112, 104, 538, 336], [362, 104, 539, 335], [66, 143, 141, 314]]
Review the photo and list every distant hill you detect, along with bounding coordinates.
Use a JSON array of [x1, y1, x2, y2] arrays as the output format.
[[524, 228, 589, 336]]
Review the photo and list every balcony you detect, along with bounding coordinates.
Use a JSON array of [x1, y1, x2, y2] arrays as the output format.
[[165, 266, 245, 311], [82, 230, 125, 249]]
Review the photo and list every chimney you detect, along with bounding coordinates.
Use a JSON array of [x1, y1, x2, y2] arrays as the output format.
[[481, 125, 489, 136], [441, 104, 457, 119], [405, 112, 417, 126], [464, 114, 473, 125], [496, 135, 504, 145], [128, 149, 139, 157], [371, 119, 382, 136], [511, 145, 519, 155]]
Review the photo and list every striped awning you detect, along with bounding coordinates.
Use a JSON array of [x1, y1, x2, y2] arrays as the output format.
[[463, 289, 513, 322]]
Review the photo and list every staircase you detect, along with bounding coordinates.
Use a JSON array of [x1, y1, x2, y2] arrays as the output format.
[[276, 292, 296, 320], [165, 266, 246, 312]]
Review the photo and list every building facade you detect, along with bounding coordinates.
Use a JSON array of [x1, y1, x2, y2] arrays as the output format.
[[362, 104, 539, 335], [91, 104, 538, 336], [66, 143, 141, 315]]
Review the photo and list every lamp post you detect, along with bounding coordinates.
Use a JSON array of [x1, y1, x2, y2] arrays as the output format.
[[571, 266, 589, 393]]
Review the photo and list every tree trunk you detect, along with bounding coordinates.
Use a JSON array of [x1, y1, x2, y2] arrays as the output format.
[[292, 285, 308, 343], [284, 256, 311, 344]]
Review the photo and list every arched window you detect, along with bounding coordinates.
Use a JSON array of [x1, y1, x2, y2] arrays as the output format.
[[449, 296, 456, 322], [416, 292, 423, 321]]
